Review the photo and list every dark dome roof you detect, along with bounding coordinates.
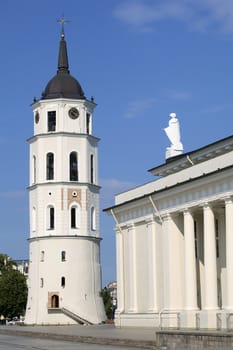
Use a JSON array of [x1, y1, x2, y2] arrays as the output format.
[[42, 72, 85, 100], [41, 33, 85, 100]]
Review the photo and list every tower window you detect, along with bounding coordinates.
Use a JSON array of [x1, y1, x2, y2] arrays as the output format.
[[41, 250, 45, 262], [50, 207, 54, 229], [91, 207, 96, 231], [61, 276, 66, 288], [71, 207, 76, 228], [47, 206, 55, 230], [70, 205, 80, 229], [48, 111, 56, 132], [86, 113, 91, 134], [70, 152, 78, 181], [90, 154, 94, 184], [46, 153, 54, 180], [32, 207, 36, 232], [33, 155, 36, 184], [61, 251, 66, 262], [40, 278, 44, 288]]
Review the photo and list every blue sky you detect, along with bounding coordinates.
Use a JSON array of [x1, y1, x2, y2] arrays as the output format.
[[1, 0, 233, 286]]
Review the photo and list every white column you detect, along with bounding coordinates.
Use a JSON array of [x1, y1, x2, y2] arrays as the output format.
[[115, 229, 125, 313], [183, 209, 198, 310], [127, 223, 137, 312], [203, 203, 218, 310], [162, 214, 172, 310], [146, 217, 158, 312], [162, 213, 184, 310], [225, 197, 233, 310]]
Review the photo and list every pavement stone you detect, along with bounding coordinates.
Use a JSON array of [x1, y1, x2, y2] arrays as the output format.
[[0, 324, 157, 349]]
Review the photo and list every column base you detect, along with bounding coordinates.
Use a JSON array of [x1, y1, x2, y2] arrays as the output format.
[[180, 310, 199, 328], [199, 310, 220, 329], [127, 308, 137, 313]]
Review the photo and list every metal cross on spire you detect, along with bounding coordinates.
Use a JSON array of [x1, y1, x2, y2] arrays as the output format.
[[57, 16, 70, 38]]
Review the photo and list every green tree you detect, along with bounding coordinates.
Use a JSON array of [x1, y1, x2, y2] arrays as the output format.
[[101, 288, 112, 319], [0, 254, 16, 273], [0, 258, 27, 319]]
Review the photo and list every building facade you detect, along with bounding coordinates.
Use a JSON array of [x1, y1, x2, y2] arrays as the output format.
[[25, 29, 105, 325], [105, 133, 233, 330], [15, 259, 29, 276]]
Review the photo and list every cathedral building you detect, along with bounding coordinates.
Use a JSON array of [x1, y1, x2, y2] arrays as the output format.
[[105, 115, 233, 330], [25, 28, 106, 325]]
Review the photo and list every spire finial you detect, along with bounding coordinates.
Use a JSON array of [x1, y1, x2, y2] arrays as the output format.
[[57, 15, 70, 73], [57, 16, 70, 39]]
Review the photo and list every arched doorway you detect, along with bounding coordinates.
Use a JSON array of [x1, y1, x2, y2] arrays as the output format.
[[51, 294, 59, 308]]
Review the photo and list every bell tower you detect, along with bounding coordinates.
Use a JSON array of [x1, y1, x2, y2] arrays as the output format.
[[25, 25, 106, 325]]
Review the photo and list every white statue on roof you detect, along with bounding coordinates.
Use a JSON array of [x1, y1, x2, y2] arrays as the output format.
[[164, 113, 183, 160]]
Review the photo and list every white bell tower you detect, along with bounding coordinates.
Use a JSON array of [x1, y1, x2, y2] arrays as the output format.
[[25, 26, 106, 325]]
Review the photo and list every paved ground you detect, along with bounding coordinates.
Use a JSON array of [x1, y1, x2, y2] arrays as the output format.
[[0, 324, 157, 349], [0, 333, 153, 350]]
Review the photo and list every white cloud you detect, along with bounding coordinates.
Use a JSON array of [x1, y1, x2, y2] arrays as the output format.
[[113, 0, 233, 34], [123, 92, 190, 120], [124, 97, 156, 119], [200, 103, 233, 115], [0, 191, 26, 199], [100, 178, 136, 208], [100, 178, 136, 193], [162, 89, 192, 101]]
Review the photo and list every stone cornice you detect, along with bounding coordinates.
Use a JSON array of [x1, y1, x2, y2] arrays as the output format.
[[104, 165, 233, 213], [149, 134, 233, 177], [28, 181, 101, 191], [28, 235, 102, 243], [27, 132, 100, 144]]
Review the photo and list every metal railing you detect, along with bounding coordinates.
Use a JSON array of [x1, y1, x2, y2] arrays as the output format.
[[226, 313, 233, 331], [216, 313, 222, 330], [195, 312, 200, 330], [157, 310, 180, 330], [61, 307, 92, 325]]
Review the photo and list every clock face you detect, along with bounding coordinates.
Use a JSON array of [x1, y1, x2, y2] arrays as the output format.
[[35, 111, 40, 124], [69, 107, 79, 119]]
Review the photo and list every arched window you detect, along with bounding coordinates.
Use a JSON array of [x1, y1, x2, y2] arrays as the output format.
[[61, 251, 66, 262], [90, 154, 94, 184], [33, 155, 36, 183], [46, 153, 54, 180], [32, 207, 36, 232], [50, 207, 54, 229], [70, 205, 80, 229], [47, 206, 55, 230], [91, 207, 96, 231], [70, 152, 78, 181], [61, 276, 66, 288], [71, 207, 76, 228]]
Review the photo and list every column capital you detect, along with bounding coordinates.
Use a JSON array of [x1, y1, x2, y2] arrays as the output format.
[[224, 196, 233, 205], [145, 215, 156, 225], [115, 227, 122, 235], [201, 202, 213, 210], [126, 222, 135, 231], [183, 207, 194, 216], [162, 213, 172, 221]]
